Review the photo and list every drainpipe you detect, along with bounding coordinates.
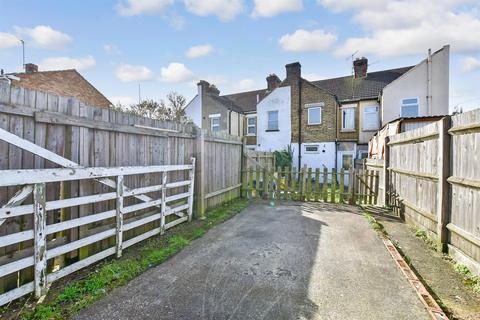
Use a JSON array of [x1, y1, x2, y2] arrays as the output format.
[[228, 110, 232, 135], [297, 79, 302, 171], [334, 96, 340, 171], [427, 48, 432, 115]]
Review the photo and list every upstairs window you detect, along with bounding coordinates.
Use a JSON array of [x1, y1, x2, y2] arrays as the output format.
[[307, 106, 322, 125], [247, 116, 256, 135], [363, 106, 379, 130], [341, 107, 355, 130], [401, 98, 419, 117], [210, 114, 220, 132], [267, 111, 278, 131]]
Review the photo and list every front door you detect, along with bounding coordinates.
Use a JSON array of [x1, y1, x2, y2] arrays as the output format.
[[337, 151, 354, 185]]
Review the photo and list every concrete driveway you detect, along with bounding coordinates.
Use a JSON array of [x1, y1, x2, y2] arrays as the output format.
[[76, 202, 430, 320]]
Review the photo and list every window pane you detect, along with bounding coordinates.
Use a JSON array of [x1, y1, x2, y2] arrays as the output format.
[[401, 105, 418, 117], [248, 126, 256, 134], [268, 111, 278, 130], [309, 108, 320, 124], [363, 106, 378, 129], [342, 108, 354, 129], [402, 98, 418, 105], [248, 117, 256, 125], [342, 154, 353, 170]]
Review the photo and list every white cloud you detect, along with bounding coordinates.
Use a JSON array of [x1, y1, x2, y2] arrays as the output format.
[[116, 0, 174, 16], [184, 0, 244, 21], [168, 14, 186, 30], [237, 78, 256, 91], [318, 0, 385, 12], [110, 96, 137, 106], [279, 29, 337, 52], [116, 64, 154, 82], [104, 44, 121, 55], [330, 0, 480, 57], [252, 0, 303, 17], [38, 56, 96, 71], [15, 25, 72, 50], [185, 44, 214, 58], [460, 56, 480, 72], [160, 62, 194, 83], [0, 32, 20, 49]]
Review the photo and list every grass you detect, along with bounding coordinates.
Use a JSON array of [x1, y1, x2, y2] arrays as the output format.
[[363, 212, 388, 237], [413, 227, 439, 251], [13, 198, 249, 320]]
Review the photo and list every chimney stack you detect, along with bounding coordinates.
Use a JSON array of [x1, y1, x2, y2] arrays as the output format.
[[353, 57, 368, 78], [197, 80, 210, 95], [285, 62, 301, 81], [25, 63, 38, 74], [266, 74, 281, 91]]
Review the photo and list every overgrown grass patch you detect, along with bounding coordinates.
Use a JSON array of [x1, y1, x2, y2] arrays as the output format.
[[14, 198, 249, 320]]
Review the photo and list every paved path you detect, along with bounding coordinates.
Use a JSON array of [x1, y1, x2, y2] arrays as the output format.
[[76, 202, 430, 320]]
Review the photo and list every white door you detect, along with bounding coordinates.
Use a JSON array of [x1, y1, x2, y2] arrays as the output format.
[[337, 151, 355, 185]]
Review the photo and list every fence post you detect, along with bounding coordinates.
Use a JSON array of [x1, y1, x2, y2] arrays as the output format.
[[188, 157, 196, 222], [350, 169, 356, 205], [437, 117, 451, 252], [160, 172, 167, 234], [195, 128, 206, 219], [383, 136, 390, 206], [33, 183, 47, 298], [115, 175, 124, 258]]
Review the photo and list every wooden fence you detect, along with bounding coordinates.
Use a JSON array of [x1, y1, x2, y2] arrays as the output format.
[[366, 108, 480, 274], [0, 81, 245, 305], [195, 130, 243, 216], [243, 149, 276, 171], [242, 167, 379, 205]]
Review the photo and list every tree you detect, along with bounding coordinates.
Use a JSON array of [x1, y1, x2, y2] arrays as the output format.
[[115, 91, 191, 123]]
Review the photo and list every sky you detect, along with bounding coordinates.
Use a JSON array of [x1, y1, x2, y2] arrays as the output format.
[[1, 0, 480, 112]]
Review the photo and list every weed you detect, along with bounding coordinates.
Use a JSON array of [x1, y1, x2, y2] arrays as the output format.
[[412, 227, 439, 251], [453, 263, 480, 293], [16, 198, 249, 320], [363, 212, 387, 237]]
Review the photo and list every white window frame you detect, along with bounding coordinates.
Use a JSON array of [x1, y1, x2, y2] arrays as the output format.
[[400, 98, 419, 117], [267, 110, 279, 131], [362, 105, 379, 131], [246, 115, 256, 136], [209, 114, 220, 132], [306, 103, 323, 125], [341, 105, 355, 131], [304, 144, 320, 154]]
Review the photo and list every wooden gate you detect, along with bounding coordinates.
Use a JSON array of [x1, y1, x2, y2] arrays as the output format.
[[242, 166, 379, 205]]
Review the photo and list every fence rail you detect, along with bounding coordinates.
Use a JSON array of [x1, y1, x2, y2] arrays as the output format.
[[0, 161, 195, 305]]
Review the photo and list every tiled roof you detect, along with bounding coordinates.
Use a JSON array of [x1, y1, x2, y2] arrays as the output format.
[[208, 94, 245, 113], [10, 69, 112, 108], [311, 66, 414, 102], [221, 88, 269, 113]]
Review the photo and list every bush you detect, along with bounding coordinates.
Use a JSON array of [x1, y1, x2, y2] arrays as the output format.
[[274, 145, 293, 169]]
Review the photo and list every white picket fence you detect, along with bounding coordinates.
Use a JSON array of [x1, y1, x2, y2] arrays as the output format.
[[0, 160, 195, 306]]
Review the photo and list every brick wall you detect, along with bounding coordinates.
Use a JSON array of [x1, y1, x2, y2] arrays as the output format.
[[286, 79, 338, 143]]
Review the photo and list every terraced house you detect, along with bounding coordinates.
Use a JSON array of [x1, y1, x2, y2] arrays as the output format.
[[185, 45, 450, 171]]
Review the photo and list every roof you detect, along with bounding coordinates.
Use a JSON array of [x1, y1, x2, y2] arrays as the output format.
[[10, 69, 112, 108], [208, 94, 245, 113], [311, 66, 414, 102], [221, 88, 269, 113]]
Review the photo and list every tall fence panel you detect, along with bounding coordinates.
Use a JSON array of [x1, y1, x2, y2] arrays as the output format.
[[0, 82, 197, 298], [388, 121, 442, 238], [368, 109, 480, 274], [448, 109, 480, 272]]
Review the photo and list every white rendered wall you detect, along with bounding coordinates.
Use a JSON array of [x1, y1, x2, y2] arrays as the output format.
[[184, 94, 201, 127], [256, 86, 291, 152], [291, 142, 336, 170]]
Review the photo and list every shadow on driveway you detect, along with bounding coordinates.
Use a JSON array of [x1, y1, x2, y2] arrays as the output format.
[[76, 201, 430, 320]]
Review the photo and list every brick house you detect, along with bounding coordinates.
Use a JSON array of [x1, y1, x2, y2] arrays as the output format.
[[9, 63, 112, 108], [184, 46, 449, 172]]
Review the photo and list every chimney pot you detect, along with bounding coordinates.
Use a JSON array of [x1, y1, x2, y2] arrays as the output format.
[[266, 74, 281, 91], [353, 57, 368, 78], [25, 63, 38, 74], [285, 62, 301, 81]]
